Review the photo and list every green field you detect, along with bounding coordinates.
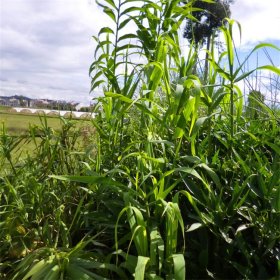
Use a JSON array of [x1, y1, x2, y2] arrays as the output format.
[[0, 111, 63, 134], [0, 109, 94, 171], [0, 105, 90, 134]]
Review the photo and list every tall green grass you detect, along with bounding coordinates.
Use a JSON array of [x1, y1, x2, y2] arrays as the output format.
[[1, 0, 280, 279]]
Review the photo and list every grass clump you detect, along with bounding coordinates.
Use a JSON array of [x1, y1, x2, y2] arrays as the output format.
[[1, 0, 280, 279]]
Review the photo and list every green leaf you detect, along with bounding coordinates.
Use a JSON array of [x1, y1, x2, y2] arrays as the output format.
[[115, 44, 139, 52], [176, 191, 202, 219], [118, 33, 138, 42], [119, 18, 132, 30], [271, 187, 280, 212], [66, 264, 98, 279], [251, 42, 280, 54], [105, 92, 133, 103], [120, 6, 142, 17], [234, 68, 254, 82], [190, 116, 209, 137], [172, 254, 185, 280], [134, 102, 161, 122], [116, 204, 148, 257], [198, 163, 221, 189], [70, 258, 127, 279], [104, 7, 116, 22], [49, 175, 124, 187], [98, 27, 115, 36], [235, 224, 252, 235], [22, 258, 54, 280], [149, 226, 164, 272], [103, 0, 117, 9], [175, 167, 210, 192], [135, 256, 150, 280], [257, 65, 280, 76], [91, 80, 106, 91], [42, 265, 60, 280], [186, 222, 203, 232]]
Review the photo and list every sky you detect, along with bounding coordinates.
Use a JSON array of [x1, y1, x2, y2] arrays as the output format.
[[0, 0, 280, 106]]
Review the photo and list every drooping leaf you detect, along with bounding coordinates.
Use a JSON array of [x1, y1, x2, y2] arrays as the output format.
[[135, 256, 150, 280], [172, 254, 185, 280]]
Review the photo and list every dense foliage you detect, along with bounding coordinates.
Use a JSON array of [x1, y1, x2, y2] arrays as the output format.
[[1, 0, 280, 279]]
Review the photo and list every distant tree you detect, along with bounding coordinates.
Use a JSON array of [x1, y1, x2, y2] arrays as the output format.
[[183, 0, 232, 45], [183, 0, 233, 80], [80, 107, 90, 112], [19, 97, 25, 107]]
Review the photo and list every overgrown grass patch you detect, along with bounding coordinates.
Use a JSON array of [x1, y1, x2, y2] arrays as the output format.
[[0, 112, 96, 175], [0, 1, 280, 279]]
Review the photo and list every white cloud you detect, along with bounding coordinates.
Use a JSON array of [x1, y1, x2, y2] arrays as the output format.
[[231, 0, 280, 47], [0, 0, 107, 104], [1, 0, 279, 105]]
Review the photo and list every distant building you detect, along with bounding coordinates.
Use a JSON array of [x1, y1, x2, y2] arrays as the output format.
[[9, 98, 20, 107], [0, 98, 5, 105], [0, 95, 82, 111]]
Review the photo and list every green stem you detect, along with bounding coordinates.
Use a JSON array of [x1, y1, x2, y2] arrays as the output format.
[[113, 0, 121, 80], [230, 81, 234, 139], [204, 35, 211, 83], [207, 109, 212, 156]]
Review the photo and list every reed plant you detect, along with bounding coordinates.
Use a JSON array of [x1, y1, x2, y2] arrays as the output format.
[[1, 0, 279, 279]]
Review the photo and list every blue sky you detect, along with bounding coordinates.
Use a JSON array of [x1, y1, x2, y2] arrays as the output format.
[[0, 0, 279, 106], [231, 0, 280, 68]]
